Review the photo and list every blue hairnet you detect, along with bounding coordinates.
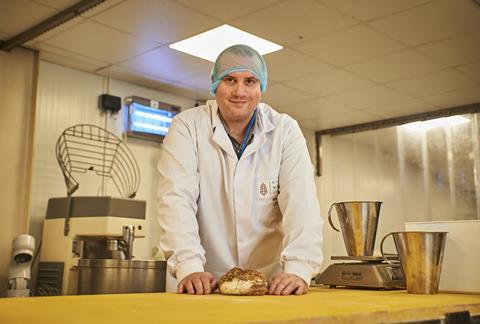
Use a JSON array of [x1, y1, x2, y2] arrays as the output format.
[[210, 44, 268, 94]]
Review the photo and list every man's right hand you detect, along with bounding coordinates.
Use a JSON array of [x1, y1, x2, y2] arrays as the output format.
[[177, 272, 217, 295]]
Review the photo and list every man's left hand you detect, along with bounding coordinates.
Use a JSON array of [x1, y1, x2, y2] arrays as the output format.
[[268, 272, 308, 295]]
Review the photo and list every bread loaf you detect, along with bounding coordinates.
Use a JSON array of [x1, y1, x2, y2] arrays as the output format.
[[218, 267, 268, 296]]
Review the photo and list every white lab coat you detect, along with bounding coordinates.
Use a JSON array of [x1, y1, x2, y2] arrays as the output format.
[[157, 100, 323, 285]]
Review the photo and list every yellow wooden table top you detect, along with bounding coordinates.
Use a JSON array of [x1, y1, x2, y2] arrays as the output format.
[[1, 287, 479, 324]]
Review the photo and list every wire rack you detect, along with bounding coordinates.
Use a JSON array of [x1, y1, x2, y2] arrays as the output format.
[[55, 124, 140, 198]]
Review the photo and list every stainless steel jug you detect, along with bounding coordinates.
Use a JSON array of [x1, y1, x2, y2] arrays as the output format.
[[328, 201, 382, 256], [380, 231, 447, 294]]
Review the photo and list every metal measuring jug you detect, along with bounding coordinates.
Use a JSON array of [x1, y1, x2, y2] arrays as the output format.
[[328, 201, 382, 256], [380, 231, 447, 294]]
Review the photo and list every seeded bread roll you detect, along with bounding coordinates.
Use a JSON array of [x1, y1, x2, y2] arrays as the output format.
[[218, 267, 268, 296]]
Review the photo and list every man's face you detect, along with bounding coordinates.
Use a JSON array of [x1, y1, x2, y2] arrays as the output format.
[[215, 71, 261, 123]]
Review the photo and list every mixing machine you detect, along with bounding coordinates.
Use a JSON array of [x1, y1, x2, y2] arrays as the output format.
[[36, 124, 165, 296]]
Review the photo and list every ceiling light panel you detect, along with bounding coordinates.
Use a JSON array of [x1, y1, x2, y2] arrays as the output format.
[[169, 24, 283, 62]]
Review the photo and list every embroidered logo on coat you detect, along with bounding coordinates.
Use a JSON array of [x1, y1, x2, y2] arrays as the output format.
[[257, 179, 279, 204], [259, 182, 268, 196]]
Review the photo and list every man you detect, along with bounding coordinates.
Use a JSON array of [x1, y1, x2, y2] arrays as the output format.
[[157, 44, 323, 295]]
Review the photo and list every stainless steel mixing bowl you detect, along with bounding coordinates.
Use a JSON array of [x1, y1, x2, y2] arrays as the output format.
[[77, 259, 166, 294]]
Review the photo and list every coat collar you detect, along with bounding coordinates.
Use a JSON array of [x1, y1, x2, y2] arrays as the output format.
[[208, 100, 275, 159], [208, 100, 275, 134]]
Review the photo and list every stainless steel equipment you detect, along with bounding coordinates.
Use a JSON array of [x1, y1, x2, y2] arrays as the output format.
[[36, 196, 155, 295], [328, 201, 382, 256], [381, 231, 447, 294], [36, 124, 166, 296], [315, 255, 405, 289], [316, 201, 405, 289], [77, 259, 166, 294]]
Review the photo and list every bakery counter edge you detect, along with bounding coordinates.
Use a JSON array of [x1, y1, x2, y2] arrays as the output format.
[[0, 287, 479, 324]]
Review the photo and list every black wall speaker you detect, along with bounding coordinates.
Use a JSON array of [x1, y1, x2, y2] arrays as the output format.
[[98, 94, 122, 113]]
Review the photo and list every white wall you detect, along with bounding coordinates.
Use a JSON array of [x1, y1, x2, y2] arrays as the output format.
[[29, 62, 197, 265]]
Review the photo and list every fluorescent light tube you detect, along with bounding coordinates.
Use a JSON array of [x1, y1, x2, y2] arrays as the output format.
[[133, 110, 173, 123], [132, 122, 169, 135]]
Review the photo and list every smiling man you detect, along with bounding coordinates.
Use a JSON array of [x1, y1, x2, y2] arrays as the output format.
[[157, 44, 324, 296]]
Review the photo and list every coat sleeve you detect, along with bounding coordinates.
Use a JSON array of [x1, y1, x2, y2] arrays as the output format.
[[277, 117, 324, 285], [156, 114, 205, 283]]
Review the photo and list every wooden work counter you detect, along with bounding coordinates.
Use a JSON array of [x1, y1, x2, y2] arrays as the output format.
[[0, 287, 479, 323]]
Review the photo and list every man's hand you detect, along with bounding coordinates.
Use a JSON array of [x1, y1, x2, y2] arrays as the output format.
[[268, 272, 308, 295], [177, 272, 217, 295]]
